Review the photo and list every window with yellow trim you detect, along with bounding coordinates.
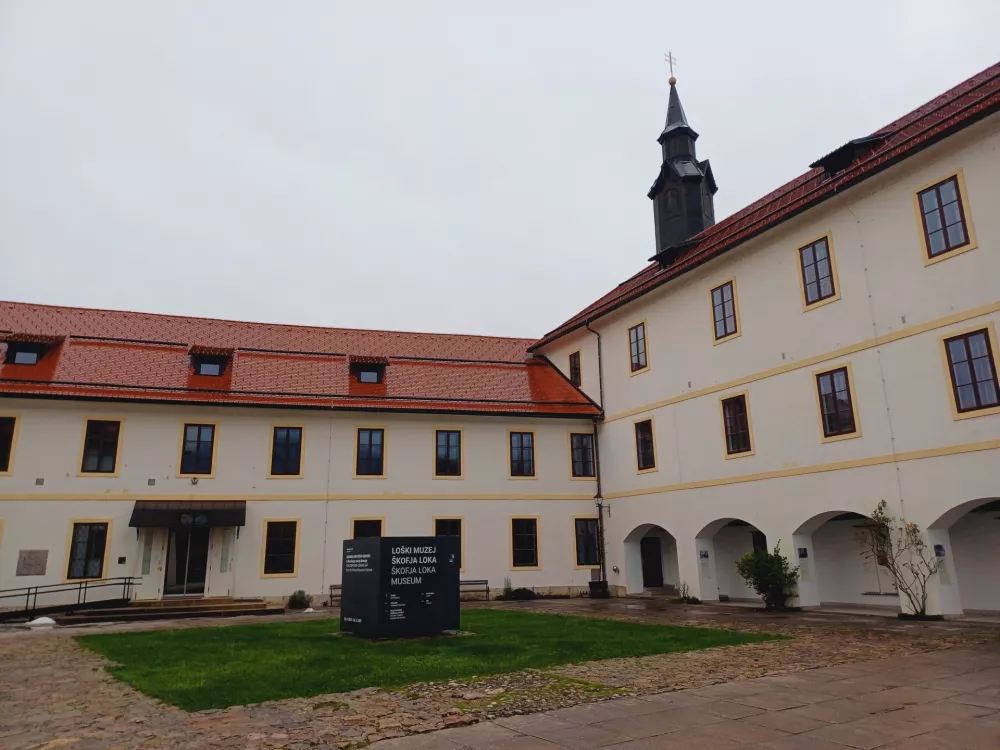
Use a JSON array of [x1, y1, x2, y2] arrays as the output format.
[[0, 417, 15, 473], [67, 522, 109, 579], [263, 520, 298, 575], [270, 426, 303, 476], [918, 176, 971, 259], [944, 329, 999, 413], [574, 518, 600, 567], [81, 420, 121, 473], [511, 518, 538, 568]]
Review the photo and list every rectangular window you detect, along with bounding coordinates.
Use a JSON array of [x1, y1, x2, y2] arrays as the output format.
[[944, 329, 999, 413], [67, 522, 108, 579], [263, 520, 298, 575], [192, 356, 227, 376], [435, 430, 462, 477], [634, 419, 656, 471], [5, 343, 45, 365], [918, 176, 970, 259], [511, 517, 539, 568], [0, 416, 15, 473], [628, 323, 647, 372], [355, 428, 385, 476], [574, 517, 600, 567], [570, 433, 595, 478], [509, 431, 535, 477], [722, 394, 752, 455], [180, 423, 215, 475], [816, 367, 857, 437], [353, 518, 383, 538], [434, 518, 462, 568], [711, 281, 738, 340], [80, 420, 121, 474], [270, 426, 303, 476], [799, 237, 836, 306], [569, 351, 582, 387]]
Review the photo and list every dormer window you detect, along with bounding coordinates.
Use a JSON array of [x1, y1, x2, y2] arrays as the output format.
[[352, 363, 384, 384], [188, 346, 233, 377], [348, 355, 388, 385], [194, 358, 225, 376], [4, 341, 54, 366], [12, 349, 39, 365]]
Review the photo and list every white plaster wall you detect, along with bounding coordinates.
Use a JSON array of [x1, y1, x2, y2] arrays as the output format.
[[0, 399, 598, 600], [538, 329, 602, 407], [0, 400, 596, 499], [543, 115, 1000, 427], [712, 526, 757, 600], [0, 498, 597, 600], [813, 519, 897, 606], [950, 509, 1000, 612]]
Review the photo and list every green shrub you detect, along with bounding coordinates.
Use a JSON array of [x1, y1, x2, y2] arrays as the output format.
[[735, 542, 799, 610], [287, 590, 313, 609], [502, 576, 514, 599], [677, 581, 701, 605], [509, 588, 536, 601]]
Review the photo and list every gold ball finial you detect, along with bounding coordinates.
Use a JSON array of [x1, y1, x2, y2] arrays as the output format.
[[668, 75, 677, 85]]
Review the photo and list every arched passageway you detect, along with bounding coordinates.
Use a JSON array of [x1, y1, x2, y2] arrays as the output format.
[[792, 511, 898, 611], [695, 518, 766, 602], [929, 497, 1000, 615], [623, 524, 680, 595]]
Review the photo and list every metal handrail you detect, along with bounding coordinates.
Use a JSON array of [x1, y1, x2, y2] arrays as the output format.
[[0, 576, 140, 622]]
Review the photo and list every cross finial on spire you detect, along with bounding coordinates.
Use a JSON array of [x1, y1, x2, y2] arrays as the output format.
[[664, 51, 677, 84]]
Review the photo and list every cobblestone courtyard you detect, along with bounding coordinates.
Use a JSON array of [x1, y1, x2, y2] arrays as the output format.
[[1, 600, 997, 749]]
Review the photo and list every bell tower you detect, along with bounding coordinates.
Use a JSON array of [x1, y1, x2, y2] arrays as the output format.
[[647, 67, 718, 262]]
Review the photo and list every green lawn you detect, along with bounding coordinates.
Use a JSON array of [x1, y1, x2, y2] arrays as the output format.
[[77, 609, 775, 711]]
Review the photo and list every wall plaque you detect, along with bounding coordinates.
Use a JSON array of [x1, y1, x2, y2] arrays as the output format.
[[16, 550, 48, 576]]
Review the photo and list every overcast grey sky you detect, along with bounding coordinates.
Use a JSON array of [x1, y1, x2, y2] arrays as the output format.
[[1, 1, 998, 338]]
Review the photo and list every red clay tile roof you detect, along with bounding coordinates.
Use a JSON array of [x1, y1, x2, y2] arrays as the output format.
[[531, 61, 1000, 351], [0, 302, 598, 417]]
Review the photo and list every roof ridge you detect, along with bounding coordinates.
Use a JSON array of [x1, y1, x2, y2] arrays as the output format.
[[0, 299, 536, 344]]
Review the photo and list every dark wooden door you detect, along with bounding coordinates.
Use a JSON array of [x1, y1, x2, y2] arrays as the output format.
[[640, 536, 663, 587]]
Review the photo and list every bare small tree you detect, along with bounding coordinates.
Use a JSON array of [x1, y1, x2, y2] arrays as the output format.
[[857, 500, 941, 616]]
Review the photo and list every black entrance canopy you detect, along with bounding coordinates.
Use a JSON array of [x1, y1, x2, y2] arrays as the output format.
[[128, 500, 246, 528]]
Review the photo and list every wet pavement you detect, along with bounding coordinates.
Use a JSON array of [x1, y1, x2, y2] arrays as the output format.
[[0, 599, 996, 749]]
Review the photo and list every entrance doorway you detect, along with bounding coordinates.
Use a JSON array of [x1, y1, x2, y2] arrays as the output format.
[[164, 527, 210, 596], [640, 536, 664, 587]]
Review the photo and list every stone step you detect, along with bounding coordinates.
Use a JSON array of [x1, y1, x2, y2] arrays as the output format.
[[57, 604, 284, 624], [643, 585, 680, 598], [129, 596, 247, 608]]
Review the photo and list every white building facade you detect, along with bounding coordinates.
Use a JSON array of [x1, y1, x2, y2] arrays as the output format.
[[1, 62, 998, 615], [535, 66, 1000, 616]]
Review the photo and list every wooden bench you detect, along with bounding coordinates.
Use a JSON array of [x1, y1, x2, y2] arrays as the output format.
[[460, 579, 490, 601], [329, 580, 490, 606]]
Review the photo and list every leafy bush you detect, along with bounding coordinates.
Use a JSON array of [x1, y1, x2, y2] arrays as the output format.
[[676, 581, 701, 605], [502, 576, 514, 599], [509, 588, 537, 601], [735, 542, 799, 610], [856, 499, 941, 616], [287, 590, 313, 609]]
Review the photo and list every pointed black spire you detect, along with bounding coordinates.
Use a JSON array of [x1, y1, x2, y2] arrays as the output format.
[[660, 79, 695, 140], [647, 77, 718, 264]]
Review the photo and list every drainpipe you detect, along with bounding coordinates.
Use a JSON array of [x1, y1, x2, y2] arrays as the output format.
[[585, 320, 608, 588]]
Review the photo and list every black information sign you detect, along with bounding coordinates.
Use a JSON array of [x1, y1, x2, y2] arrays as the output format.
[[340, 536, 460, 639]]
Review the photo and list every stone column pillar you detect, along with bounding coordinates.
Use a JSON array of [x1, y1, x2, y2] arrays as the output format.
[[676, 535, 718, 602], [921, 528, 963, 616], [788, 533, 821, 608]]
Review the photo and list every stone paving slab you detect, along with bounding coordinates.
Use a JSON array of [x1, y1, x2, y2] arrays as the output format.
[[373, 644, 1000, 749]]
